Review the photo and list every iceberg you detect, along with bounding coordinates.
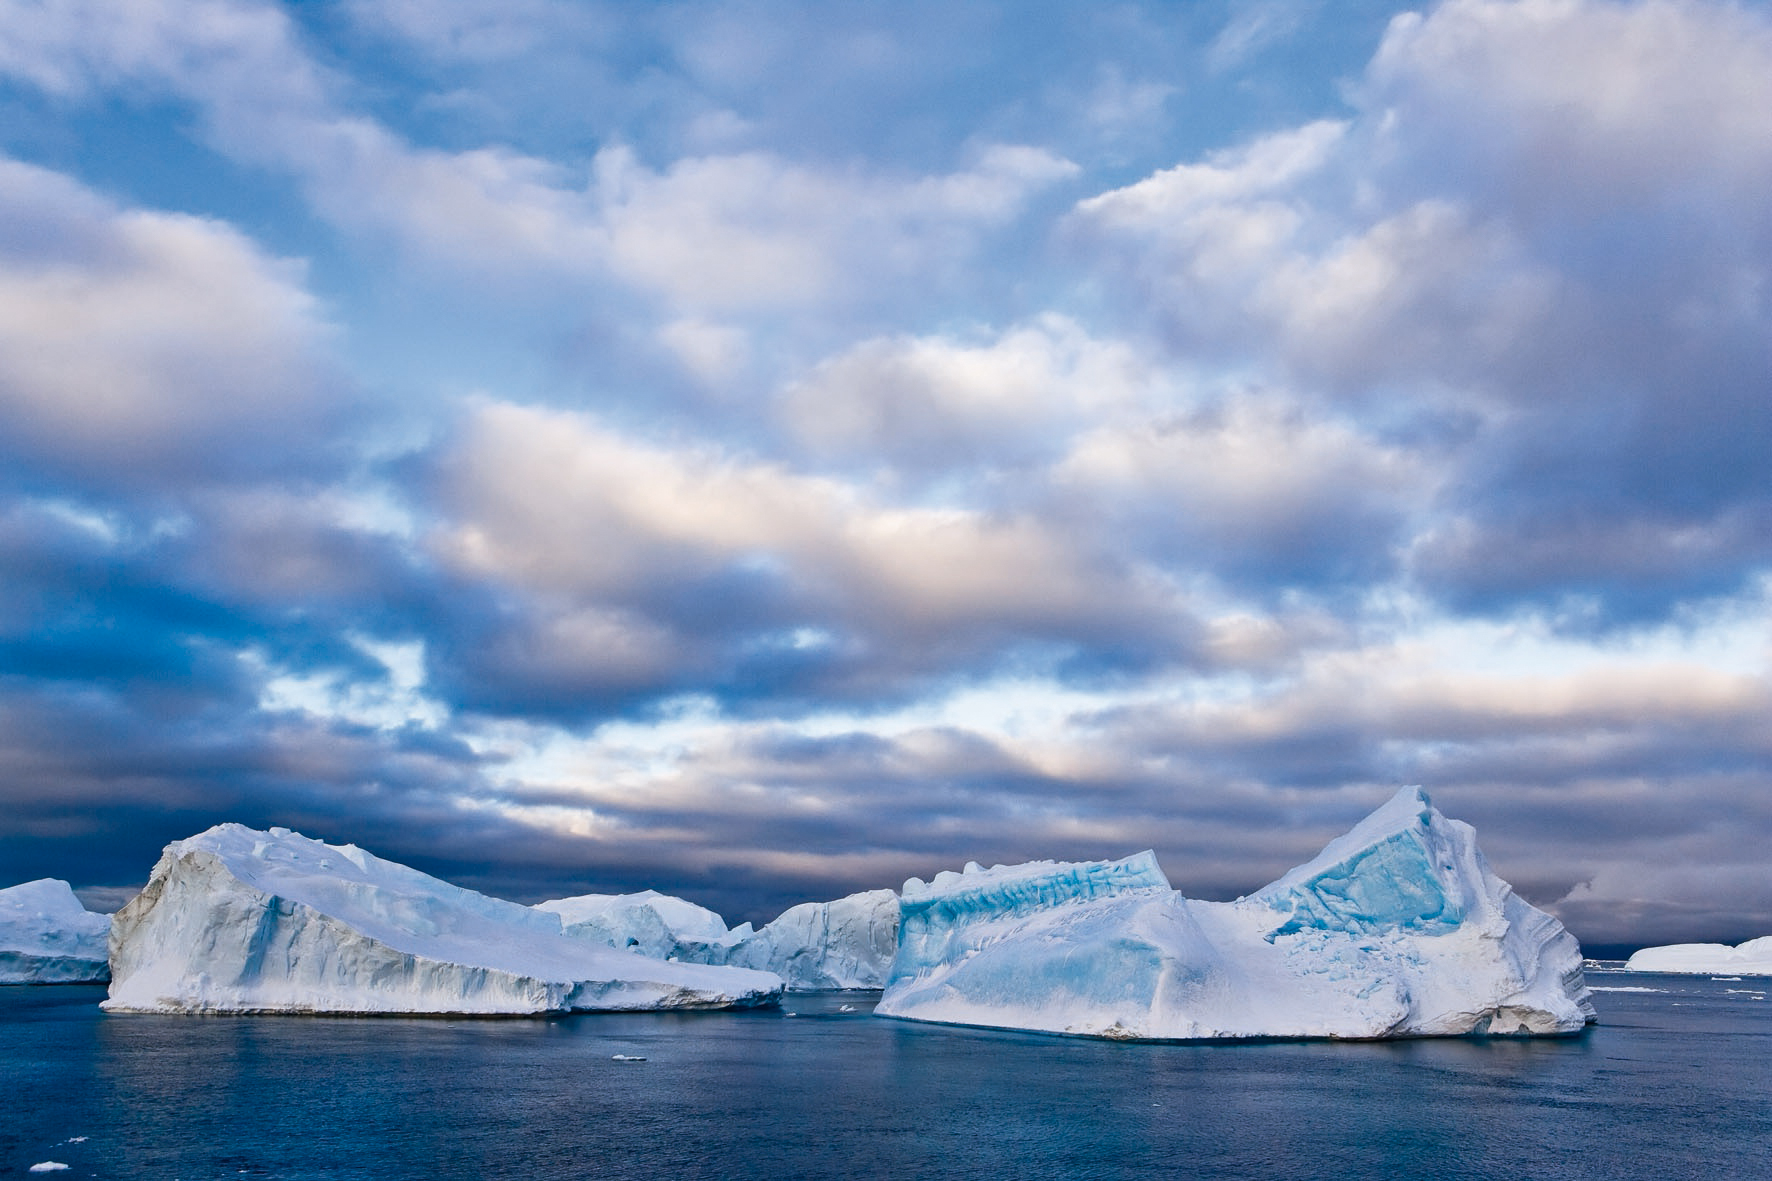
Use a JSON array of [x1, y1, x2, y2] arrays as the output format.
[[1, 879, 112, 984], [103, 824, 783, 1015], [1624, 937, 1772, 976], [875, 787, 1595, 1040], [727, 889, 900, 990], [536, 890, 745, 963], [536, 886, 902, 990]]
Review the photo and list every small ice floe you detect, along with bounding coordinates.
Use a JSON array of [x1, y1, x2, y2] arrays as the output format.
[[838, 1003, 857, 1013], [610, 1054, 646, 1062], [1723, 989, 1767, 997], [1587, 986, 1667, 994], [29, 1163, 70, 1173], [1711, 976, 1743, 982], [56, 1138, 88, 1146]]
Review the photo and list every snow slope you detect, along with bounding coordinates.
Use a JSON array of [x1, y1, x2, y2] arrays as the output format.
[[1, 879, 112, 984], [875, 787, 1595, 1040], [1624, 937, 1772, 975], [104, 825, 783, 1014]]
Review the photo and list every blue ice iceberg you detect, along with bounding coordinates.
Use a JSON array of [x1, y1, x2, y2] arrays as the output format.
[[875, 787, 1595, 1040]]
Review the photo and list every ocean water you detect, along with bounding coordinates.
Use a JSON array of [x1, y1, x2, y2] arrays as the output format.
[[3, 971, 1767, 1180]]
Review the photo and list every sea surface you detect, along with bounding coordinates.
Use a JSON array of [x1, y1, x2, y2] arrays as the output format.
[[3, 968, 1767, 1180]]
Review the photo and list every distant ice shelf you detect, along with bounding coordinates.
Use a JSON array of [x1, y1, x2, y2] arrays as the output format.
[[1, 879, 112, 984], [1624, 937, 1772, 976], [103, 824, 783, 1015], [874, 786, 1597, 1041]]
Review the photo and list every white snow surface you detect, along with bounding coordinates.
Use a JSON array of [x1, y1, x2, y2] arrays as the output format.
[[103, 824, 783, 1015], [0, 879, 112, 984], [727, 890, 901, 989], [536, 890, 744, 963], [1624, 937, 1772, 976], [875, 787, 1596, 1041]]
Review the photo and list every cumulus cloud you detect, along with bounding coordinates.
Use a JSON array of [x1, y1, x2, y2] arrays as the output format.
[[0, 0, 1078, 318], [423, 400, 1202, 715], [779, 315, 1155, 473], [1073, 0, 1772, 621], [0, 155, 342, 486], [1051, 391, 1434, 589]]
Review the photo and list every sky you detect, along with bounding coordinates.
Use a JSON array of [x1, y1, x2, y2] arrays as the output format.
[[1, 0, 1769, 951]]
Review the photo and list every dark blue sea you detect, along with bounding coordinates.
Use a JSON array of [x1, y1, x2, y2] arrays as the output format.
[[3, 969, 1767, 1180]]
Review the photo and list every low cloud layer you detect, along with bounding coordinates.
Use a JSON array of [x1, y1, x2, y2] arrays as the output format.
[[1, 0, 1768, 948]]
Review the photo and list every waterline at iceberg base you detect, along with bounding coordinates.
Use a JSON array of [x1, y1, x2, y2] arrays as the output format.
[[875, 787, 1596, 1041]]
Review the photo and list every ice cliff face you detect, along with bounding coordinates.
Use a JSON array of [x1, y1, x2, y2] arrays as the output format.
[[1, 879, 112, 984], [1625, 936, 1772, 975], [537, 890, 744, 963], [876, 787, 1596, 1041], [104, 825, 783, 1015], [727, 890, 900, 989]]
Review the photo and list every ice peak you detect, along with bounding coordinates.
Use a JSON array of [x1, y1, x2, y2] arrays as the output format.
[[1254, 786, 1489, 939]]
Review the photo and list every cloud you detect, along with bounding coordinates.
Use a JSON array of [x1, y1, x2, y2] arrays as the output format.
[[1072, 0, 1772, 622], [1051, 390, 1434, 590], [779, 315, 1154, 474], [0, 0, 1078, 319], [587, 142, 1078, 311], [421, 400, 1202, 716], [0, 155, 342, 488]]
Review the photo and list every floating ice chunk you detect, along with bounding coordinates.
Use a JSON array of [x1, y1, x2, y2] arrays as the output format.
[[610, 1054, 647, 1061], [1, 879, 113, 984], [1624, 936, 1772, 976], [29, 1163, 70, 1173], [104, 824, 782, 1015], [876, 787, 1595, 1041], [726, 890, 900, 990]]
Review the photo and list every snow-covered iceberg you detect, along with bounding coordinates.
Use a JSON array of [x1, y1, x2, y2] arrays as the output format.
[[536, 890, 745, 963], [727, 889, 900, 989], [104, 825, 783, 1015], [1624, 937, 1772, 976], [1, 879, 112, 984], [535, 886, 902, 990], [876, 787, 1595, 1040]]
